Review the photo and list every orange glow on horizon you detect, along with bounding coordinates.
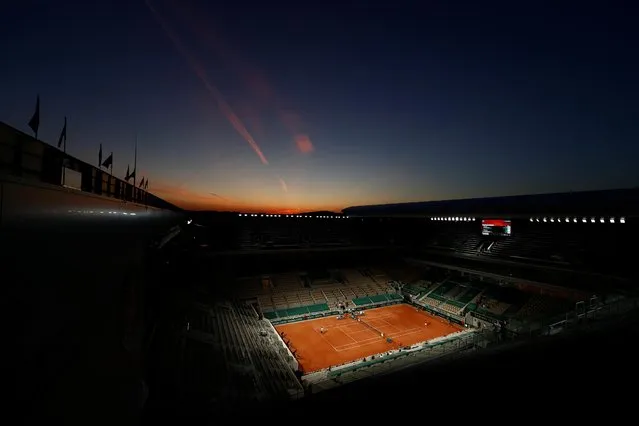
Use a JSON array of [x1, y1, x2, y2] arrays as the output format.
[[150, 179, 344, 213]]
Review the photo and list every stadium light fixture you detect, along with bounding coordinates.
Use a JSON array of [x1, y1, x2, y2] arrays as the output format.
[[600, 217, 605, 223], [620, 217, 626, 223], [610, 217, 615, 223], [590, 217, 595, 223]]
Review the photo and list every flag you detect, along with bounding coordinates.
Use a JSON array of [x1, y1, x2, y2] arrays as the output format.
[[139, 177, 145, 188], [125, 165, 130, 181], [28, 95, 40, 137], [57, 116, 67, 149], [101, 152, 113, 169], [129, 168, 136, 181], [145, 179, 149, 190], [98, 143, 103, 167]]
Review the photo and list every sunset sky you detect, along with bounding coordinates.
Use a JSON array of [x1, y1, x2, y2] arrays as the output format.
[[1, 0, 638, 213]]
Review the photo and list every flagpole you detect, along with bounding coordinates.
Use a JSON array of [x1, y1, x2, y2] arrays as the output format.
[[110, 152, 113, 176], [62, 117, 67, 186], [134, 134, 138, 187], [29, 94, 40, 141], [64, 117, 67, 154]]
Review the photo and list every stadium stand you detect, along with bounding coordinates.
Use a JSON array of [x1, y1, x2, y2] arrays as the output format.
[[352, 293, 403, 306], [174, 301, 303, 405], [251, 267, 403, 320], [420, 219, 632, 275]]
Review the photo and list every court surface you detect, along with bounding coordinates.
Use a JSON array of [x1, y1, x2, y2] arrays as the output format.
[[275, 304, 463, 373]]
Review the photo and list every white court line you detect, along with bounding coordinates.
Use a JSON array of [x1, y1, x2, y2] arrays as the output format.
[[332, 326, 426, 352], [311, 306, 451, 352], [369, 318, 401, 333], [340, 328, 359, 343], [321, 323, 375, 348], [326, 324, 381, 351], [332, 335, 382, 351], [317, 329, 340, 351]]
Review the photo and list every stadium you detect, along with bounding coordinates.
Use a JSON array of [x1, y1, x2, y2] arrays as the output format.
[[144, 187, 639, 419]]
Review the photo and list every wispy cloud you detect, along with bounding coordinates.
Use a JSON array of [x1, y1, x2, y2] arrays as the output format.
[[278, 177, 288, 193], [148, 179, 243, 210], [145, 0, 269, 165], [169, 0, 315, 156], [209, 192, 230, 201]]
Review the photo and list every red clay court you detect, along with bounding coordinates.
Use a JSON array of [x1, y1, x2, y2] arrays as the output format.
[[275, 304, 463, 373]]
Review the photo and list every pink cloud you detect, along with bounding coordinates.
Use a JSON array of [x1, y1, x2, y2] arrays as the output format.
[[294, 134, 314, 154]]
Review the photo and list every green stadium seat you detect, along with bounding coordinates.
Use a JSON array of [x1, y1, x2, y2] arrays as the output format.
[[352, 296, 373, 306], [369, 294, 388, 303]]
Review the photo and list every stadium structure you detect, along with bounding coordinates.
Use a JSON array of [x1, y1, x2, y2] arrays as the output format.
[[3, 119, 638, 422], [145, 188, 639, 419]]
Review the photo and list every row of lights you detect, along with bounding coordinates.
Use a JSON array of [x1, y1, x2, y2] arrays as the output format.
[[530, 217, 626, 224], [68, 209, 137, 216], [238, 213, 349, 219], [430, 217, 477, 221]]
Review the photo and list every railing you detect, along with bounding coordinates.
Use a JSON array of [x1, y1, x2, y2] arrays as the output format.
[[303, 331, 480, 391], [303, 295, 639, 393], [0, 121, 177, 210]]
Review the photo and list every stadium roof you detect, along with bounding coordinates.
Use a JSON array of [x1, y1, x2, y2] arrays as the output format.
[[342, 187, 639, 218]]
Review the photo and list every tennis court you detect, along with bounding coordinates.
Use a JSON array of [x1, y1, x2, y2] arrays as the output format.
[[275, 304, 462, 373]]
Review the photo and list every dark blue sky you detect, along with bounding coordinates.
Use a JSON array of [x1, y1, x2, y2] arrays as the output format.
[[1, 0, 638, 212]]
